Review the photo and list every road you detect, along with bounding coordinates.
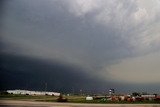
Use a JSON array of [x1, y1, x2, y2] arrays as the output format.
[[0, 100, 160, 107]]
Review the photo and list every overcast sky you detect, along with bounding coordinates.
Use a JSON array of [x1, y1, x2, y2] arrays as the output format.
[[1, 0, 160, 93]]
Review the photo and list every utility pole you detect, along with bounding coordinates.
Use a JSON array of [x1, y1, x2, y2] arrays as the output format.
[[44, 82, 47, 101], [80, 89, 82, 96], [45, 83, 47, 94], [72, 87, 74, 95]]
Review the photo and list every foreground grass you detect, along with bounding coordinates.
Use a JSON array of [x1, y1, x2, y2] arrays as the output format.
[[1, 94, 160, 104], [0, 94, 57, 101]]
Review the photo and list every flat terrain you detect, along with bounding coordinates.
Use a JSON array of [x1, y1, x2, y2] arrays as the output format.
[[1, 100, 160, 107]]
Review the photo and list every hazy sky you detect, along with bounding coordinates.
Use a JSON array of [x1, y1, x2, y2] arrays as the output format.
[[1, 0, 160, 93]]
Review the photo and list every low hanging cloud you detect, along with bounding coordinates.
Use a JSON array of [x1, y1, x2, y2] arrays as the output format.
[[1, 0, 160, 85]]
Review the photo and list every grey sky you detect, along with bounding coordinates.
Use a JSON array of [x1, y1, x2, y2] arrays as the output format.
[[1, 0, 160, 92]]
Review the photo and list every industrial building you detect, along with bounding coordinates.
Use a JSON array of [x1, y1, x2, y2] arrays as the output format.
[[7, 90, 60, 96]]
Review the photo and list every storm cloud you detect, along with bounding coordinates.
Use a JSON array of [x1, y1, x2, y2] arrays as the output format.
[[1, 0, 160, 93]]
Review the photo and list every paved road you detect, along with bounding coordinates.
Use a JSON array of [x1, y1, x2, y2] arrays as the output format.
[[1, 100, 160, 107]]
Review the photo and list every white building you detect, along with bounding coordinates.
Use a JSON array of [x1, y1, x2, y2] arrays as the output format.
[[7, 90, 60, 96]]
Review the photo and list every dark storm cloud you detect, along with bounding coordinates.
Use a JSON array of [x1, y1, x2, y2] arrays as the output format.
[[1, 0, 160, 92], [1, 53, 159, 93], [1, 0, 132, 69], [0, 53, 116, 93]]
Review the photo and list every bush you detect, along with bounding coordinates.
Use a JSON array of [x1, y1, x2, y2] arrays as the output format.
[[0, 91, 9, 95], [57, 94, 68, 102]]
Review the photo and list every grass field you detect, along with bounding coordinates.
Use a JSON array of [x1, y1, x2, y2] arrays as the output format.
[[1, 94, 160, 104]]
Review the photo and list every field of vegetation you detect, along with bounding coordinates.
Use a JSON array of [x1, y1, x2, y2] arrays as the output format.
[[1, 94, 160, 104]]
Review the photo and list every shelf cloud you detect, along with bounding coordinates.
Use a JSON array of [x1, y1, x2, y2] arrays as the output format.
[[1, 0, 160, 92]]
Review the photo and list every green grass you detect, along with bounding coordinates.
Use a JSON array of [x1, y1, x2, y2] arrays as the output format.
[[0, 94, 58, 101], [1, 94, 160, 104]]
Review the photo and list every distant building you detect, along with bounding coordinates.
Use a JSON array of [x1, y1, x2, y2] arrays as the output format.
[[109, 89, 115, 96], [7, 90, 60, 96], [86, 96, 93, 101]]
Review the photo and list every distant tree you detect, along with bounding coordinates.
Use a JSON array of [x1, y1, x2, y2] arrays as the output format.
[[0, 91, 9, 95], [132, 92, 140, 97], [141, 92, 148, 95], [57, 93, 68, 102], [153, 93, 157, 97]]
